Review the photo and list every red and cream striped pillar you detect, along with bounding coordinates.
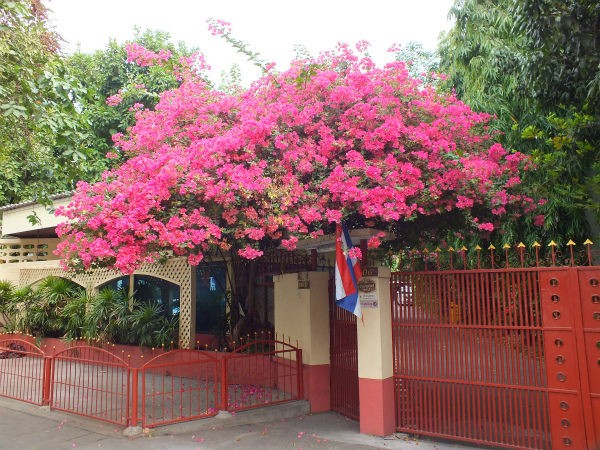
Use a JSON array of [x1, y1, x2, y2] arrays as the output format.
[[274, 271, 331, 412], [356, 267, 395, 436]]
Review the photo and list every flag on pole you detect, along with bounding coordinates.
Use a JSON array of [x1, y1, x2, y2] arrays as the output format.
[[335, 222, 362, 318]]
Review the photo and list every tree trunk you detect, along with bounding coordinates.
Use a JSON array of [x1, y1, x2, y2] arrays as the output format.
[[232, 259, 257, 345]]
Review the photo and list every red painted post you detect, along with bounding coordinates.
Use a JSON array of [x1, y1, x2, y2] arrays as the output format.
[[296, 349, 304, 399], [130, 368, 138, 427], [220, 357, 228, 410], [42, 356, 52, 406]]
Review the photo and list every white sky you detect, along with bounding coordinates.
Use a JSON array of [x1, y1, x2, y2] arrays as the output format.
[[47, 0, 455, 84]]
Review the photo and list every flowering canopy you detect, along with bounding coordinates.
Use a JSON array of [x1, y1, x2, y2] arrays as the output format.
[[56, 43, 536, 273]]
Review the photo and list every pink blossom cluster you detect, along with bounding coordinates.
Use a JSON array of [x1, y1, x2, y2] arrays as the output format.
[[125, 43, 172, 67], [56, 45, 537, 273]]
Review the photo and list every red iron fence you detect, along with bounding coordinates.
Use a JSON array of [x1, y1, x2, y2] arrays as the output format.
[[51, 346, 131, 425], [392, 240, 600, 450], [0, 337, 46, 405], [223, 338, 303, 412], [0, 336, 303, 428], [329, 281, 359, 420], [138, 349, 219, 427]]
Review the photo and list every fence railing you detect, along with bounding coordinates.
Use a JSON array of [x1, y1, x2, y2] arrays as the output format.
[[395, 239, 597, 271], [0, 335, 303, 428], [223, 339, 303, 412]]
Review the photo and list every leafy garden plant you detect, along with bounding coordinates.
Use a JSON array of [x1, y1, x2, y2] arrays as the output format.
[[1, 276, 177, 348]]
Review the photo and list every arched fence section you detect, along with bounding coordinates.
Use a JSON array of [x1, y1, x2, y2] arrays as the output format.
[[0, 337, 46, 405], [51, 346, 131, 426], [0, 335, 303, 428], [138, 349, 219, 428], [223, 339, 303, 412]]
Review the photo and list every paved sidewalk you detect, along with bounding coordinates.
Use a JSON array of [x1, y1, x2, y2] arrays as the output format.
[[0, 397, 480, 450]]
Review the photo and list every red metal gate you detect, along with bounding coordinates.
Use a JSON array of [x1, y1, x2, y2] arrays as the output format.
[[392, 261, 600, 450], [51, 346, 130, 426], [223, 338, 303, 412], [0, 337, 46, 405], [139, 350, 219, 427], [330, 277, 359, 420]]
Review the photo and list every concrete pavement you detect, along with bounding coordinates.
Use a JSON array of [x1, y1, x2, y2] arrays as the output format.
[[0, 396, 480, 450]]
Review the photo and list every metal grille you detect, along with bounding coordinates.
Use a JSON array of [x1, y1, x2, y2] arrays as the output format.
[[223, 339, 303, 412], [392, 269, 551, 449], [51, 346, 130, 426], [0, 338, 46, 405], [330, 277, 359, 420], [139, 350, 219, 427]]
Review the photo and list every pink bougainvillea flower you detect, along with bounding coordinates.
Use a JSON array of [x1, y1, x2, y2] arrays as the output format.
[[55, 43, 537, 273]]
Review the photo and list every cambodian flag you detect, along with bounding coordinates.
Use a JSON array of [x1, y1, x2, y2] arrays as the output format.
[[335, 222, 362, 318]]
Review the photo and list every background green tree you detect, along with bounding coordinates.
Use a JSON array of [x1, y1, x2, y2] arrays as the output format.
[[65, 28, 199, 163], [0, 0, 102, 206], [438, 0, 600, 245]]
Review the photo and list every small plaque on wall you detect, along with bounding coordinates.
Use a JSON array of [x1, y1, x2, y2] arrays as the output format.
[[359, 291, 378, 308], [358, 278, 376, 293], [297, 272, 310, 289], [363, 266, 379, 277]]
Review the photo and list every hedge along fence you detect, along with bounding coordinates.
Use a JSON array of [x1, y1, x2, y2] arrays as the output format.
[[0, 333, 303, 428]]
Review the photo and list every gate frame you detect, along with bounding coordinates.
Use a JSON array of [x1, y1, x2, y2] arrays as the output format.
[[223, 338, 303, 412], [391, 263, 600, 450], [138, 349, 220, 428], [50, 345, 131, 426], [0, 337, 47, 405]]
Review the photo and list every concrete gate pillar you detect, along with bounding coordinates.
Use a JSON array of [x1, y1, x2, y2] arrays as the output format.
[[356, 266, 395, 436], [274, 271, 330, 412]]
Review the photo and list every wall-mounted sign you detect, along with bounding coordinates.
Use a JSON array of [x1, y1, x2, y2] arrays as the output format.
[[363, 266, 379, 277], [297, 272, 310, 289], [358, 278, 376, 293], [359, 292, 378, 308]]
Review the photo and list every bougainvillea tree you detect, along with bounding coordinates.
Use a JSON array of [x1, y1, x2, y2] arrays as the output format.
[[56, 41, 536, 275]]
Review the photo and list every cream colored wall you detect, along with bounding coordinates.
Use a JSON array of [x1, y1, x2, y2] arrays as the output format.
[[0, 264, 22, 284], [356, 267, 393, 380], [2, 197, 71, 236], [0, 238, 60, 263], [274, 271, 330, 365], [0, 260, 61, 285]]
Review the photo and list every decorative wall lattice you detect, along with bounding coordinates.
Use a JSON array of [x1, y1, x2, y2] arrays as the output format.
[[19, 257, 194, 348]]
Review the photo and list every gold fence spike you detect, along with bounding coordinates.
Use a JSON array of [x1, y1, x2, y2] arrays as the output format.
[[435, 247, 441, 253], [502, 243, 511, 249], [548, 240, 557, 247], [517, 242, 526, 248], [448, 246, 455, 252], [532, 241, 541, 248], [488, 244, 496, 250], [566, 240, 576, 246], [583, 239, 594, 245], [422, 248, 429, 253], [475, 245, 482, 251], [461, 246, 468, 251]]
